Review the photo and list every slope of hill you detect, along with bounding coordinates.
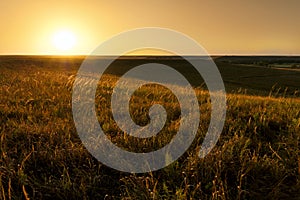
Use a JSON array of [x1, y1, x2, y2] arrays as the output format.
[[0, 56, 299, 199]]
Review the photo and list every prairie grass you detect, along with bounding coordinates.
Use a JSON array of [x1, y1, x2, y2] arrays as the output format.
[[0, 57, 299, 199]]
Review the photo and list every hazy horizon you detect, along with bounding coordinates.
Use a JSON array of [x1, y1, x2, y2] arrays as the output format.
[[1, 54, 300, 57]]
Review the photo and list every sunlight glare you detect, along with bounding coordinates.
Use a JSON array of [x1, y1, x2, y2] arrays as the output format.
[[53, 30, 76, 51]]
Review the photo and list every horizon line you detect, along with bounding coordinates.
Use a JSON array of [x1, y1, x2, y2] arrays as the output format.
[[1, 54, 300, 57]]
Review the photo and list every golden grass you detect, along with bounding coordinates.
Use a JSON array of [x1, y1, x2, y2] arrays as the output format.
[[0, 58, 299, 199]]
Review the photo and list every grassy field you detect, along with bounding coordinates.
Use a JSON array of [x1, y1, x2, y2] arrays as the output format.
[[0, 56, 299, 199]]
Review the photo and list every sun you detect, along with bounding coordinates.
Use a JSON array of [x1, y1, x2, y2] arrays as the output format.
[[52, 30, 76, 51]]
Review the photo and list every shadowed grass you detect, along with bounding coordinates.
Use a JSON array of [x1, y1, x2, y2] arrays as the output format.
[[0, 57, 299, 199]]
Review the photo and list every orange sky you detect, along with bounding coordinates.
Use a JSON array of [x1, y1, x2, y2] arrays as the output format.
[[1, 0, 299, 55]]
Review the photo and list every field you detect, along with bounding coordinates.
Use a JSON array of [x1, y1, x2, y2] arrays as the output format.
[[0, 56, 300, 199]]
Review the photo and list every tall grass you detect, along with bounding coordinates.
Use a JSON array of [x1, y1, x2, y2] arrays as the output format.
[[0, 59, 299, 199]]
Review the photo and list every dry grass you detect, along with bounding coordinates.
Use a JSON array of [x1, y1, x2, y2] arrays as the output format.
[[0, 57, 299, 199]]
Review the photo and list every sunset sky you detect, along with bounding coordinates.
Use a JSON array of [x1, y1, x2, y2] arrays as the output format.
[[1, 0, 299, 55]]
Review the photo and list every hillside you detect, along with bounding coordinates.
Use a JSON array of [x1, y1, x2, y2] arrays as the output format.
[[0, 56, 299, 199]]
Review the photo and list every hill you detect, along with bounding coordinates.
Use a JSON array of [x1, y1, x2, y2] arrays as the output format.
[[0, 56, 299, 199]]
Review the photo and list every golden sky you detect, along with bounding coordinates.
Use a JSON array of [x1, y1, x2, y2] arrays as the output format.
[[1, 0, 299, 55]]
